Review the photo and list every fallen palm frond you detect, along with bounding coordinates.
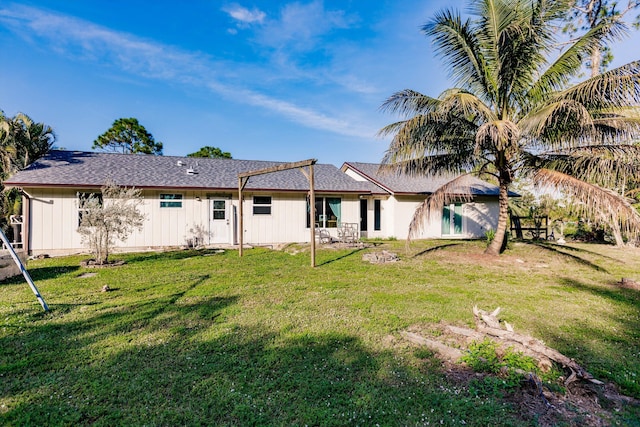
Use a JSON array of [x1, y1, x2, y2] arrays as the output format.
[[402, 306, 602, 386]]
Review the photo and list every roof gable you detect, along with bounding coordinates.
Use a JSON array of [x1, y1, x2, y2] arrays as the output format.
[[342, 162, 504, 197]]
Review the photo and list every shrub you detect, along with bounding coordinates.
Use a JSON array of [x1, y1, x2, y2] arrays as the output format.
[[484, 229, 496, 246], [460, 339, 559, 391], [77, 182, 145, 264]]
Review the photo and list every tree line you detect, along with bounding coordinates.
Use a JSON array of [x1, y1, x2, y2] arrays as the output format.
[[92, 117, 231, 158]]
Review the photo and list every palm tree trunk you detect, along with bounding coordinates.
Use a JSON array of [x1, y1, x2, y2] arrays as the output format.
[[485, 181, 510, 256]]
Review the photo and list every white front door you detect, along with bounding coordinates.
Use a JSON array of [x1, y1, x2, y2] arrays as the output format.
[[210, 199, 230, 244]]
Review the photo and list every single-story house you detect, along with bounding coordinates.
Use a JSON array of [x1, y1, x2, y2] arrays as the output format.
[[4, 151, 504, 256]]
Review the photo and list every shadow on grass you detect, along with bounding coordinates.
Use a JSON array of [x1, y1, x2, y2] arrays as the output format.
[[0, 264, 524, 425], [317, 247, 366, 266], [528, 240, 621, 262], [558, 277, 640, 308], [523, 241, 609, 273], [122, 248, 229, 265], [1, 265, 80, 284], [412, 243, 462, 258], [541, 277, 640, 399], [0, 318, 520, 426]]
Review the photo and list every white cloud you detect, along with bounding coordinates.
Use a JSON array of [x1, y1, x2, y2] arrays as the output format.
[[257, 0, 355, 51], [0, 4, 375, 140], [222, 3, 266, 25]]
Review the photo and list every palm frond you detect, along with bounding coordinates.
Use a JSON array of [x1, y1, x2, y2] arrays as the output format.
[[590, 107, 640, 140], [532, 168, 640, 239], [379, 89, 440, 117], [473, 0, 517, 73], [524, 145, 640, 189], [437, 89, 497, 123], [380, 112, 478, 156], [380, 151, 480, 178], [407, 174, 476, 242], [557, 61, 640, 109], [520, 98, 595, 148], [528, 15, 628, 104], [422, 8, 494, 102]]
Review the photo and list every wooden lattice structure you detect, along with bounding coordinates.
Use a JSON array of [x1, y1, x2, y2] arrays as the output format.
[[238, 159, 318, 267]]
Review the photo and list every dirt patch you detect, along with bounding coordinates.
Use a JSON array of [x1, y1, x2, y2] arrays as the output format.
[[616, 277, 640, 290], [80, 259, 126, 268], [77, 272, 98, 278], [443, 361, 635, 426]]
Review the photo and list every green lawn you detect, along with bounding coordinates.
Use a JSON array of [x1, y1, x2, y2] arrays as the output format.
[[1, 240, 639, 426]]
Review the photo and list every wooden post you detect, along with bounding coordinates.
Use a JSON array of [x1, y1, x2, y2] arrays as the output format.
[[22, 192, 30, 255], [238, 176, 248, 257], [237, 159, 317, 266], [309, 164, 316, 267]]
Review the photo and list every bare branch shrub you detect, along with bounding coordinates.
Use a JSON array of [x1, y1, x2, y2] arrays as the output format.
[[77, 182, 145, 264]]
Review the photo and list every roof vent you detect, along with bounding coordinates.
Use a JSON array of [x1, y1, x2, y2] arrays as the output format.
[[186, 168, 198, 175], [176, 160, 184, 166]]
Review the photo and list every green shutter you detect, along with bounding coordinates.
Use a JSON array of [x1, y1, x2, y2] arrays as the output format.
[[442, 205, 451, 235], [454, 203, 463, 234]]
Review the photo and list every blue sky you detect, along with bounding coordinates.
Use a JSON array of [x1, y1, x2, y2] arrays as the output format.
[[1, 1, 639, 166]]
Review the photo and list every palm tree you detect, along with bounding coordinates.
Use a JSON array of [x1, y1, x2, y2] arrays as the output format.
[[0, 111, 55, 235], [0, 111, 16, 179], [379, 0, 640, 255], [0, 111, 55, 178], [10, 113, 56, 171]]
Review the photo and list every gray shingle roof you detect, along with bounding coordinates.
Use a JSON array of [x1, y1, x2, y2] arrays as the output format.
[[342, 162, 504, 196], [4, 150, 373, 193]]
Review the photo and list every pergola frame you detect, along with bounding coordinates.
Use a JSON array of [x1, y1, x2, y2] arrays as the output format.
[[238, 159, 318, 267]]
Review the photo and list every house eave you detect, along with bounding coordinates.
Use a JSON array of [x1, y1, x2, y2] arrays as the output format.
[[7, 182, 372, 195]]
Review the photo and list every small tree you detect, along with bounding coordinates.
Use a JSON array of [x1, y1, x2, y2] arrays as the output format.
[[77, 182, 145, 265], [93, 118, 163, 155], [186, 146, 232, 159]]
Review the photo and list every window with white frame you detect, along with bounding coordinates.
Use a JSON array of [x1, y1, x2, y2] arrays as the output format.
[[253, 196, 272, 215], [160, 193, 183, 208]]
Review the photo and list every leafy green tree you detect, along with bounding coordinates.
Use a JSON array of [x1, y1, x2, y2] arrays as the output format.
[[187, 146, 232, 159], [93, 118, 162, 155], [380, 0, 640, 255]]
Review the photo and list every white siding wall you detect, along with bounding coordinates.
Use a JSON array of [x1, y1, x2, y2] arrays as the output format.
[[25, 188, 363, 254], [241, 192, 361, 244], [363, 195, 499, 240], [27, 188, 212, 255], [463, 198, 500, 237]]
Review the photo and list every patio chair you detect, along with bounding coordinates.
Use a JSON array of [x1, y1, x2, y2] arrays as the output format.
[[338, 223, 358, 244], [315, 228, 331, 244]]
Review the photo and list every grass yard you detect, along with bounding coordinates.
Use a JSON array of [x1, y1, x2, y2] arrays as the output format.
[[1, 240, 639, 426]]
